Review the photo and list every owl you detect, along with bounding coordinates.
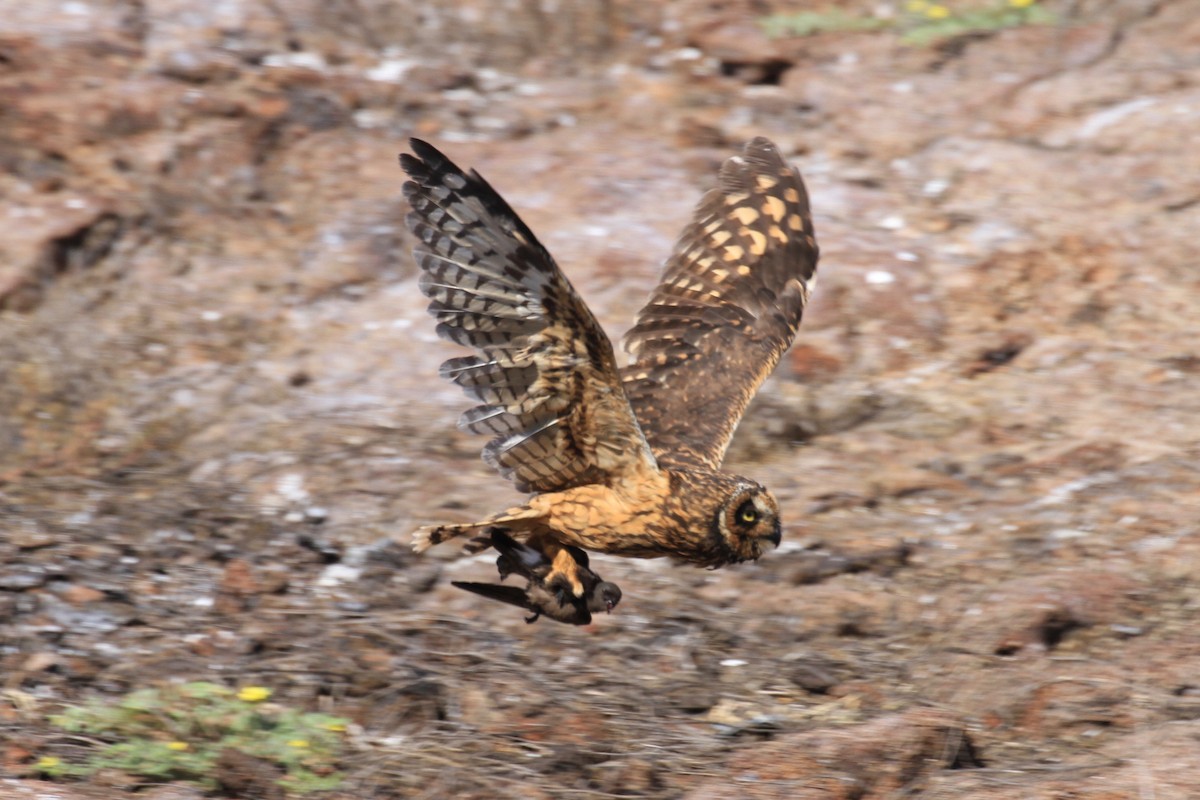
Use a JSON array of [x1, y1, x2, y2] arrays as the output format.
[[400, 136, 819, 598]]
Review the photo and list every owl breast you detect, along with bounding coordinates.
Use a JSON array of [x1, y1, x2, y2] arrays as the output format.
[[531, 470, 676, 559]]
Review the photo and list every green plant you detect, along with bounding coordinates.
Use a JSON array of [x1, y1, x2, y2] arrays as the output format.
[[901, 0, 1056, 45], [759, 8, 891, 38], [40, 682, 348, 793], [760, 0, 1056, 45]]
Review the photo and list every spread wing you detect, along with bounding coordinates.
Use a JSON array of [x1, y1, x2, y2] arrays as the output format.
[[621, 138, 819, 470], [401, 139, 658, 493]]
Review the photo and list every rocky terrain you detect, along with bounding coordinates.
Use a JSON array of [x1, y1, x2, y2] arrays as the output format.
[[2, 0, 1199, 797]]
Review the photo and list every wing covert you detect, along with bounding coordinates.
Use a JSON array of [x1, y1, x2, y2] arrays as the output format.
[[621, 137, 819, 469]]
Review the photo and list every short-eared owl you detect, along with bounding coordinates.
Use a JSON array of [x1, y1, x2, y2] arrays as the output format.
[[400, 137, 818, 598]]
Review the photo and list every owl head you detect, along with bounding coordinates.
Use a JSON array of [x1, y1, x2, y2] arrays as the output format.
[[713, 481, 782, 564]]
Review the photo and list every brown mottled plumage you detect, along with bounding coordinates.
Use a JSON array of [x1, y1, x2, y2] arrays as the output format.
[[400, 137, 818, 600], [452, 529, 621, 625]]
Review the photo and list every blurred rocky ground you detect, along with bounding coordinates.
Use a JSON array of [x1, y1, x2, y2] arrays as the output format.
[[2, 0, 1199, 797]]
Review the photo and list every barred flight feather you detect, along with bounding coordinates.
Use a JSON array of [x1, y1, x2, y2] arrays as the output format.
[[401, 139, 658, 493], [622, 137, 819, 470]]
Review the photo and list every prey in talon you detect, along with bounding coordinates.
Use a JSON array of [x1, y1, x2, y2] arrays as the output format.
[[452, 529, 621, 625]]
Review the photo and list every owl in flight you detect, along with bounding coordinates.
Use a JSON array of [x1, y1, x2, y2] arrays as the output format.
[[400, 136, 819, 600]]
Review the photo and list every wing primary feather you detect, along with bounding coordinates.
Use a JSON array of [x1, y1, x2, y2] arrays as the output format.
[[401, 139, 659, 493], [484, 415, 564, 462]]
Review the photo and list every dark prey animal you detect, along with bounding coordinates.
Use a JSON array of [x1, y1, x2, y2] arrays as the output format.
[[451, 529, 621, 625]]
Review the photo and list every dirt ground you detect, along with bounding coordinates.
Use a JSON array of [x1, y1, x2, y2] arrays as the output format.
[[2, 0, 1199, 797]]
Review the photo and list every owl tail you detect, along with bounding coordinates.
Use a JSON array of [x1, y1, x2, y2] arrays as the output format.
[[410, 507, 541, 553]]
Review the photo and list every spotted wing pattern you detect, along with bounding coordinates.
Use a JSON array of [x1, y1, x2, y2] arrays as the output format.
[[401, 139, 658, 493], [621, 137, 819, 470]]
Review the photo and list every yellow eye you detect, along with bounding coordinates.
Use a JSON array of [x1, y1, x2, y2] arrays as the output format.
[[736, 501, 758, 525]]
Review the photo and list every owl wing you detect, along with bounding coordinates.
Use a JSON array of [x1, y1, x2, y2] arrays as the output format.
[[621, 138, 819, 470], [401, 139, 658, 493]]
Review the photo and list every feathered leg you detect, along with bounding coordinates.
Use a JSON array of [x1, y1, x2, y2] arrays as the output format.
[[411, 505, 541, 552], [525, 530, 587, 598]]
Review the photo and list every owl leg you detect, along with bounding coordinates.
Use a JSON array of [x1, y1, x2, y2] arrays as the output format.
[[411, 507, 541, 553], [547, 548, 586, 598], [526, 532, 587, 599], [411, 521, 484, 552]]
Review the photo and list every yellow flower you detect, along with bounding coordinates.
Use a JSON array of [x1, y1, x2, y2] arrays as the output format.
[[323, 722, 347, 732], [237, 686, 272, 703], [36, 756, 61, 769], [1009, 0, 1035, 6], [925, 4, 950, 18], [167, 742, 189, 751], [905, 0, 928, 11], [287, 739, 310, 748]]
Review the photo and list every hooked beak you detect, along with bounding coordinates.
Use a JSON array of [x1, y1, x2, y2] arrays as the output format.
[[605, 600, 615, 613], [766, 522, 782, 549]]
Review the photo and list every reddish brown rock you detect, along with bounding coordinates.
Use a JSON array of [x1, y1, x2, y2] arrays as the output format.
[[60, 584, 106, 605], [684, 709, 979, 799]]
